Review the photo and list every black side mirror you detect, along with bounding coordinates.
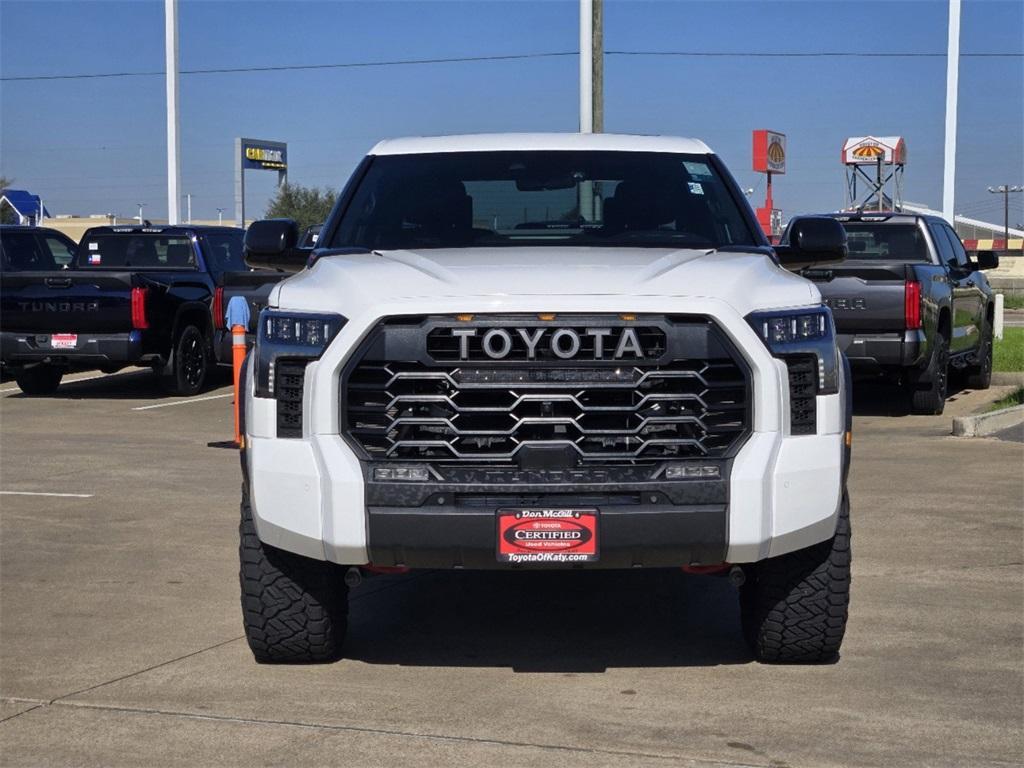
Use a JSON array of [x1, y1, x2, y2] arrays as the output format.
[[973, 250, 999, 271], [775, 217, 848, 270], [244, 219, 306, 271]]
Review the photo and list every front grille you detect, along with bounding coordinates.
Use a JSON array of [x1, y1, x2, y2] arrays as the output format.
[[275, 360, 307, 438], [343, 315, 751, 463], [785, 355, 817, 435]]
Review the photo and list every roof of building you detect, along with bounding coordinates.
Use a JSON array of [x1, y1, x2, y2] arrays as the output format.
[[369, 133, 714, 156], [0, 189, 50, 220]]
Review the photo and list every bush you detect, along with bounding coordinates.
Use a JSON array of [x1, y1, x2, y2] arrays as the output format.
[[264, 183, 336, 235]]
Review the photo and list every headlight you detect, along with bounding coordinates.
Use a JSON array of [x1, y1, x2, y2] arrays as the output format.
[[254, 309, 347, 397], [746, 306, 839, 394]]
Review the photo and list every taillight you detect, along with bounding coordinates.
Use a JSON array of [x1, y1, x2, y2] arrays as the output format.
[[213, 286, 225, 330], [131, 287, 149, 330], [904, 281, 922, 330]]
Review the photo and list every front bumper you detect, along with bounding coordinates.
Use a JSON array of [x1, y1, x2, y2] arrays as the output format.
[[838, 329, 926, 369], [243, 296, 848, 568], [1, 330, 146, 369]]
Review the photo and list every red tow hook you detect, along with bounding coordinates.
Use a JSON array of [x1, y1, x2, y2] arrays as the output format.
[[682, 564, 747, 586], [362, 564, 411, 575], [681, 564, 730, 575]]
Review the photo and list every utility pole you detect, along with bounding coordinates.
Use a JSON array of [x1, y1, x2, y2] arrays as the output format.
[[165, 0, 181, 225], [988, 185, 1023, 248], [216, 207, 224, 225], [578, 0, 603, 133], [136, 203, 146, 224], [942, 0, 961, 224], [186, 192, 192, 224]]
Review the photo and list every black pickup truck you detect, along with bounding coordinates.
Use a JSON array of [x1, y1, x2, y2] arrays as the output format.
[[0, 225, 285, 396], [788, 212, 998, 414]]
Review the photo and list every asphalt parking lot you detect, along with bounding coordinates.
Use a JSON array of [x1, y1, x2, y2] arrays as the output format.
[[0, 371, 1021, 767]]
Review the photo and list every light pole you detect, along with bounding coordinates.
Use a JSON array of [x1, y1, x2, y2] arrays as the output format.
[[216, 208, 224, 225], [165, 0, 181, 224], [136, 202, 146, 225], [987, 185, 1023, 248], [942, 0, 961, 224]]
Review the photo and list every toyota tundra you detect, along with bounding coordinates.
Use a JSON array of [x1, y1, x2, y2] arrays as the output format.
[[237, 134, 853, 664]]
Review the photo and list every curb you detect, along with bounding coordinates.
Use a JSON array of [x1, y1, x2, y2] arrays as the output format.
[[952, 404, 1024, 437], [991, 372, 1024, 386]]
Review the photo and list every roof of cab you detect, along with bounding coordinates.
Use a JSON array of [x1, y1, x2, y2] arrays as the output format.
[[369, 133, 714, 156], [81, 225, 243, 235]]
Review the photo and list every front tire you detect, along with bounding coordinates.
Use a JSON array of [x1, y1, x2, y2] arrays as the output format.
[[239, 487, 348, 663], [15, 365, 63, 396], [161, 324, 209, 396], [909, 331, 949, 415], [740, 492, 851, 663]]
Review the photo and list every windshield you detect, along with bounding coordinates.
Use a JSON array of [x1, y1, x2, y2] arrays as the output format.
[[841, 223, 929, 261], [78, 234, 196, 269], [329, 151, 757, 250]]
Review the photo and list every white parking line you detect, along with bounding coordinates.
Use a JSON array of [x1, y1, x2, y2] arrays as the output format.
[[0, 491, 94, 498], [132, 392, 232, 411]]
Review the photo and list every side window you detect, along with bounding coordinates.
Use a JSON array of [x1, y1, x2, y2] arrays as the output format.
[[43, 235, 75, 267], [0, 232, 56, 270], [928, 222, 956, 267], [942, 225, 970, 268]]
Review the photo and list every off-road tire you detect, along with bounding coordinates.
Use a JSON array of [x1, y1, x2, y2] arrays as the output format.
[[15, 365, 63, 396], [964, 323, 993, 390], [740, 491, 851, 663], [239, 487, 348, 663], [909, 331, 949, 415], [161, 324, 209, 396]]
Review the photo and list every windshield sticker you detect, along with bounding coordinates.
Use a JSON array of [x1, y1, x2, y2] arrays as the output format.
[[683, 161, 713, 178], [88, 242, 98, 250], [688, 182, 705, 195], [89, 253, 102, 265]]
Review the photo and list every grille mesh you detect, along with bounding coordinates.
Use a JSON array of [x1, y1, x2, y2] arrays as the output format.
[[276, 361, 307, 438], [344, 318, 750, 462], [786, 356, 817, 435]]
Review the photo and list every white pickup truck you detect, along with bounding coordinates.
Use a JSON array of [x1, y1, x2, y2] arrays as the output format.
[[237, 133, 853, 664]]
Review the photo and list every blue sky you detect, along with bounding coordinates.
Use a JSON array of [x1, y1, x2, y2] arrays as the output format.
[[2, 0, 1021, 226]]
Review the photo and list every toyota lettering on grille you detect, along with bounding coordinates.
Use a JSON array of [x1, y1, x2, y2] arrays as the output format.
[[449, 327, 647, 361]]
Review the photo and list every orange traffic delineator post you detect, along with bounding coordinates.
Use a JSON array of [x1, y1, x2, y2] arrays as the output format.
[[232, 324, 247, 447]]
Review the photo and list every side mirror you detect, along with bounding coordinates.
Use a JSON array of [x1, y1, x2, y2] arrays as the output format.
[[775, 216, 848, 270], [973, 250, 999, 271], [244, 219, 306, 271]]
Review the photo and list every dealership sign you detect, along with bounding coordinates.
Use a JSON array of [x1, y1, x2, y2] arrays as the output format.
[[753, 130, 786, 174], [241, 139, 287, 171]]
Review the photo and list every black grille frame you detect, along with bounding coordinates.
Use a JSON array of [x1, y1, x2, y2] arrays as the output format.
[[341, 314, 752, 464]]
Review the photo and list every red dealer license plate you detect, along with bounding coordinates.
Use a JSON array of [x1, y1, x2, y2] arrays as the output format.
[[497, 508, 599, 564], [50, 334, 78, 350]]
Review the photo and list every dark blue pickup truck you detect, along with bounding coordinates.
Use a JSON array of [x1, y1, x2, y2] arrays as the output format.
[[0, 225, 285, 396]]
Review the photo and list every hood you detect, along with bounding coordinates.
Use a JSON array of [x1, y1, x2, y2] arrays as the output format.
[[272, 246, 817, 317]]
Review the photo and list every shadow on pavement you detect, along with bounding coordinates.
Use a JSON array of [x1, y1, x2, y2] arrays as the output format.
[[851, 376, 973, 417], [4, 367, 232, 401], [345, 568, 751, 672]]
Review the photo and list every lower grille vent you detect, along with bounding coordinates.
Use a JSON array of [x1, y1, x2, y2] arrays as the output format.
[[276, 360, 307, 438], [786, 356, 817, 435]]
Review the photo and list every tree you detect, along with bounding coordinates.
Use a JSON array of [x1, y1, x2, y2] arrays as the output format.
[[264, 183, 336, 234], [0, 175, 17, 225]]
